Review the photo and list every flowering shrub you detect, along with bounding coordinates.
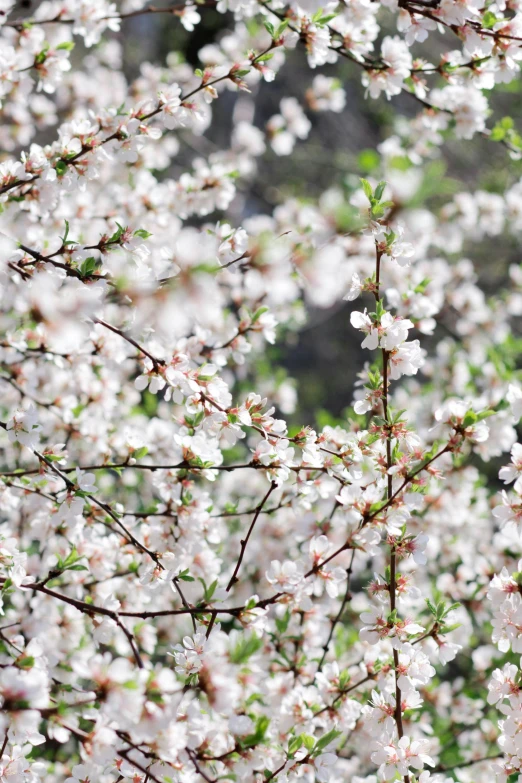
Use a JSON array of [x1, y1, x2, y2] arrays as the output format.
[[3, 1, 522, 782]]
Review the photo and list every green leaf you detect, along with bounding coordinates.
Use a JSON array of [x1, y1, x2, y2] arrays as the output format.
[[438, 622, 461, 634], [35, 47, 49, 65], [79, 257, 97, 277], [426, 598, 437, 616], [374, 181, 387, 201], [242, 715, 270, 748], [315, 12, 337, 24], [482, 9, 498, 28], [339, 669, 351, 689], [15, 656, 35, 669], [56, 41, 75, 51], [205, 579, 218, 601], [197, 577, 218, 602], [313, 729, 342, 754], [275, 20, 290, 37], [413, 277, 431, 294], [252, 305, 269, 323], [360, 178, 373, 200], [462, 410, 477, 427], [177, 569, 195, 582], [288, 734, 303, 756], [133, 446, 148, 460], [133, 228, 152, 239], [275, 609, 291, 635], [2, 578, 13, 592], [230, 634, 263, 664], [61, 219, 70, 245], [108, 223, 126, 244], [44, 453, 64, 463], [443, 602, 461, 617], [55, 546, 88, 574], [55, 160, 68, 176]]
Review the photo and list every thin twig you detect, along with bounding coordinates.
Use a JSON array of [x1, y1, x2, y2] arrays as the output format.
[[226, 481, 277, 591]]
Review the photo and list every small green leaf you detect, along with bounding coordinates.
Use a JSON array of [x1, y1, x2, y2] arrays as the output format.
[[313, 729, 342, 754], [360, 178, 373, 200], [315, 12, 337, 24], [79, 257, 97, 277], [275, 20, 290, 37], [108, 223, 126, 245], [462, 410, 478, 428], [426, 598, 437, 616], [133, 228, 152, 239], [288, 735, 303, 756], [252, 306, 269, 323], [482, 9, 498, 28], [177, 569, 195, 582], [35, 47, 49, 65], [275, 609, 290, 635], [242, 715, 270, 748], [229, 634, 263, 664], [374, 181, 387, 201], [15, 656, 35, 669]]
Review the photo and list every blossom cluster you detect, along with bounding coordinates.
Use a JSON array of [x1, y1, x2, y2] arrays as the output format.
[[0, 1, 521, 783]]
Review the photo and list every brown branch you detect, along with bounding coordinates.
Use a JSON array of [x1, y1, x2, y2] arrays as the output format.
[[226, 481, 277, 591], [93, 317, 166, 371], [315, 549, 356, 673], [4, 1, 216, 28], [435, 755, 502, 773]]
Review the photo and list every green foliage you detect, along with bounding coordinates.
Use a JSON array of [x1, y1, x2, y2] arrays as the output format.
[[55, 547, 88, 574], [229, 634, 263, 664]]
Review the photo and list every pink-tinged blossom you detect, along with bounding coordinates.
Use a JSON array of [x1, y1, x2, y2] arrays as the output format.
[[371, 735, 434, 779], [500, 443, 522, 494], [6, 406, 41, 449], [363, 36, 412, 99], [266, 560, 304, 593]]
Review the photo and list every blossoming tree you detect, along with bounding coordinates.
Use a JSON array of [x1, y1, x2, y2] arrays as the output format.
[[2, 0, 522, 782]]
